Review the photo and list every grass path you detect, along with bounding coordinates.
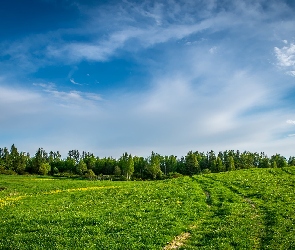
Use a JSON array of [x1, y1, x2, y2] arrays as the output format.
[[180, 168, 295, 249]]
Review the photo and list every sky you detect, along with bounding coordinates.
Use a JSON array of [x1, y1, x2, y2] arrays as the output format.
[[0, 0, 295, 159]]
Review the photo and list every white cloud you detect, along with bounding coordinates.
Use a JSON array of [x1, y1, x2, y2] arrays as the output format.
[[287, 120, 295, 125], [36, 84, 103, 104], [274, 42, 295, 76], [0, 86, 40, 104], [275, 43, 295, 67], [0, 84, 105, 156], [0, 0, 293, 70], [45, 19, 215, 62], [209, 46, 217, 54], [288, 71, 295, 76], [70, 78, 82, 85]]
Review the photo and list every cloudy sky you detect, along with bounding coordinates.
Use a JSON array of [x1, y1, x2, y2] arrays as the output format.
[[1, 0, 295, 158]]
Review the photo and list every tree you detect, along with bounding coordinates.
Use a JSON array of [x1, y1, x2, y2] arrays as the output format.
[[102, 157, 117, 175], [161, 155, 178, 175], [145, 152, 162, 179], [49, 151, 62, 174], [84, 169, 96, 180], [119, 153, 134, 180], [133, 156, 146, 178], [216, 156, 225, 172], [113, 166, 121, 176], [9, 144, 19, 171], [240, 151, 255, 169], [288, 157, 295, 166], [208, 150, 217, 172], [259, 153, 270, 168], [76, 160, 87, 175], [39, 162, 51, 175], [228, 156, 235, 171], [126, 155, 134, 180], [271, 161, 277, 168], [83, 152, 96, 170], [64, 157, 76, 173], [32, 148, 48, 174], [15, 152, 28, 174], [176, 156, 186, 174], [185, 151, 200, 175], [68, 150, 80, 164], [270, 154, 287, 168]]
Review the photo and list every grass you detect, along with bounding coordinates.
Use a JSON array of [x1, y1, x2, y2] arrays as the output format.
[[1, 167, 295, 249]]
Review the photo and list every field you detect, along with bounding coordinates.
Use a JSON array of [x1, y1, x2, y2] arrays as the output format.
[[0, 167, 295, 249]]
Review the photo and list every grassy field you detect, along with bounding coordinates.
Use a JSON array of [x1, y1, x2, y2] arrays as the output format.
[[0, 167, 294, 249]]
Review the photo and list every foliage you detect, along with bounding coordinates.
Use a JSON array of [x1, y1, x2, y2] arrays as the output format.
[[113, 166, 121, 176], [84, 169, 96, 180], [0, 144, 293, 181], [76, 160, 87, 175], [38, 162, 51, 175], [185, 151, 200, 175], [145, 152, 162, 179]]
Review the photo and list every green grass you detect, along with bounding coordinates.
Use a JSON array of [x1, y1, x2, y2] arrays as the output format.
[[1, 167, 295, 249]]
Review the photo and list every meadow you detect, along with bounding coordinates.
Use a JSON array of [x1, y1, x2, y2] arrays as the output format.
[[0, 167, 295, 249]]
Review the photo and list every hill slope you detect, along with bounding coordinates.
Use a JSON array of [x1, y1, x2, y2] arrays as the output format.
[[0, 167, 294, 249]]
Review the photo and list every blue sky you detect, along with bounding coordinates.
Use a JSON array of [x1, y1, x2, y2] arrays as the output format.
[[1, 0, 295, 158]]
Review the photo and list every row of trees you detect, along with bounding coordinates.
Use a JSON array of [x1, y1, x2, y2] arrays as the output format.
[[1, 144, 295, 179]]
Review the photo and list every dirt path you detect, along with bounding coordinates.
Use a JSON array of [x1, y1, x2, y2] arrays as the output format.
[[163, 232, 191, 250]]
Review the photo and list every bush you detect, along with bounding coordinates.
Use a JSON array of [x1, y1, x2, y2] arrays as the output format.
[[201, 168, 211, 174], [39, 163, 51, 175], [84, 169, 96, 180], [0, 166, 17, 175], [167, 172, 183, 179]]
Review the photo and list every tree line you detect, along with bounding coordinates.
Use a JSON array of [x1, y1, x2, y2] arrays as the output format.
[[0, 144, 295, 179]]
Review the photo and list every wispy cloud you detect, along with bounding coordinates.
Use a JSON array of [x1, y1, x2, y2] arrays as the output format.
[[3, 0, 292, 68], [274, 41, 295, 76], [287, 120, 295, 125], [34, 82, 103, 104], [70, 78, 82, 85]]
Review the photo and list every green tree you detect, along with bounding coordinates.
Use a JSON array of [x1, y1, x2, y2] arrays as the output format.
[[39, 162, 51, 175], [216, 156, 225, 172], [119, 153, 134, 180], [68, 150, 80, 164], [76, 160, 87, 175], [133, 156, 146, 178], [271, 154, 287, 168], [84, 169, 96, 180], [64, 157, 76, 173], [259, 153, 270, 168], [228, 156, 235, 171], [185, 151, 200, 175], [208, 150, 217, 172], [83, 152, 96, 170], [271, 161, 277, 168], [288, 157, 295, 166], [113, 166, 121, 176], [32, 148, 48, 174], [15, 152, 28, 174], [145, 152, 162, 179], [126, 155, 134, 180], [49, 151, 62, 174]]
